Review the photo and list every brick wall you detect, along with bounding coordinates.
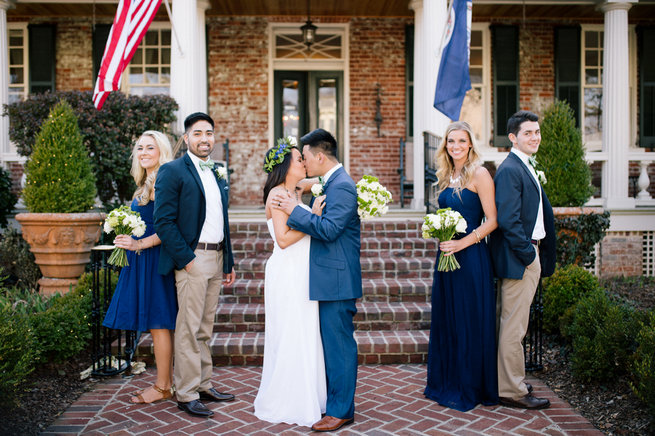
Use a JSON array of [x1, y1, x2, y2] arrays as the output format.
[[8, 162, 24, 196], [349, 18, 409, 202], [206, 16, 269, 206], [518, 23, 555, 113], [55, 19, 94, 92], [599, 231, 644, 277]]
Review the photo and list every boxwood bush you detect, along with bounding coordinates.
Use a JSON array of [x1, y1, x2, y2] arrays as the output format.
[[631, 311, 655, 415]]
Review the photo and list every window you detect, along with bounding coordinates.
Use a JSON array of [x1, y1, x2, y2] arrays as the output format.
[[8, 24, 28, 104], [123, 25, 171, 96], [275, 33, 342, 60], [460, 24, 490, 148], [29, 24, 56, 94], [582, 28, 604, 150], [639, 26, 655, 149], [492, 25, 519, 148], [555, 27, 581, 126]]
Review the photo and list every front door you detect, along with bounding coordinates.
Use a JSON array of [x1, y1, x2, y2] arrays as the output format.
[[274, 70, 344, 161]]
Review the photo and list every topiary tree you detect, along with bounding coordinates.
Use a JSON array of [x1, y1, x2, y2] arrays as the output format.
[[536, 100, 594, 207], [3, 91, 178, 208], [22, 101, 97, 213]]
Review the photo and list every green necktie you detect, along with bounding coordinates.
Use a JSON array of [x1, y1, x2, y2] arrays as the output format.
[[199, 160, 215, 171]]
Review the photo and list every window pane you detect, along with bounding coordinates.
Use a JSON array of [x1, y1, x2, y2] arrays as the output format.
[[470, 30, 482, 47], [131, 86, 167, 96], [145, 48, 158, 64], [161, 48, 171, 64], [9, 30, 23, 46], [9, 67, 23, 84], [470, 49, 482, 67], [584, 88, 602, 144], [133, 48, 143, 64], [161, 30, 171, 46], [469, 67, 483, 84], [9, 89, 24, 104], [585, 68, 599, 85], [129, 67, 143, 84], [586, 31, 598, 48], [161, 67, 170, 84], [318, 79, 337, 135], [145, 67, 159, 84], [9, 48, 23, 65], [461, 87, 483, 143], [144, 31, 158, 45], [585, 50, 598, 67], [282, 80, 300, 138]]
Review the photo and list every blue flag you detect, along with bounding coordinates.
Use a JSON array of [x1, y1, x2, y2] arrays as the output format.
[[433, 0, 472, 120]]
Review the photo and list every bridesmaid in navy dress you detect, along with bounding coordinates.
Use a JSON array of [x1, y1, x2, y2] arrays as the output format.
[[103, 131, 178, 404], [424, 121, 499, 412]]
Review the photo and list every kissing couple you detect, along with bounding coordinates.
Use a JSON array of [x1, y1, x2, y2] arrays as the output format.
[[253, 129, 362, 432]]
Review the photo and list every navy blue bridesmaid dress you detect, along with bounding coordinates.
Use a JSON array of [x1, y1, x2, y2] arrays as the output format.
[[424, 187, 499, 412], [103, 199, 177, 331]]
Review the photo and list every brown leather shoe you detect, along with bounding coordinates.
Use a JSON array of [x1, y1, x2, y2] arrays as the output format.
[[500, 394, 550, 410], [311, 416, 354, 432]]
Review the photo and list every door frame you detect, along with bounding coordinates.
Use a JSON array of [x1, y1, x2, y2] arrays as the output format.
[[268, 23, 350, 171]]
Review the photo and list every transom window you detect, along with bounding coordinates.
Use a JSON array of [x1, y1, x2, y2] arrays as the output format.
[[274, 30, 343, 60], [582, 28, 604, 149], [123, 25, 171, 96], [8, 24, 28, 104]]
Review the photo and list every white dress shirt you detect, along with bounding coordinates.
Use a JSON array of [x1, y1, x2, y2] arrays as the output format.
[[322, 163, 343, 184], [187, 151, 224, 244], [510, 148, 546, 241]]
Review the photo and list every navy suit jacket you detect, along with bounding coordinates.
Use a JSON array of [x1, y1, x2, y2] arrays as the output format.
[[154, 154, 234, 276], [287, 167, 363, 301], [488, 152, 556, 280]]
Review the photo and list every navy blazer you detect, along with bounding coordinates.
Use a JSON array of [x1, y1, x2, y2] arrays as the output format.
[[287, 167, 363, 301], [154, 153, 234, 275], [488, 152, 556, 280]]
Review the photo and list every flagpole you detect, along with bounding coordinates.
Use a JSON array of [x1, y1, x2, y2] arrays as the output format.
[[164, 0, 184, 57]]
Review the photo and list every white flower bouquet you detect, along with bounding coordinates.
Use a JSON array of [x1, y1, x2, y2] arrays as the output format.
[[422, 207, 468, 272], [103, 205, 147, 267], [356, 175, 392, 220]]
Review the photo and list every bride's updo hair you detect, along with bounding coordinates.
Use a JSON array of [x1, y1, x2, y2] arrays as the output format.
[[262, 146, 298, 204]]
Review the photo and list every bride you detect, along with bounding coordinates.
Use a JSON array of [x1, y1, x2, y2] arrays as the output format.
[[254, 137, 327, 427]]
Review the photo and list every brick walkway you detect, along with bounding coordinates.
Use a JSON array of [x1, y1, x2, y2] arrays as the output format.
[[45, 365, 601, 435]]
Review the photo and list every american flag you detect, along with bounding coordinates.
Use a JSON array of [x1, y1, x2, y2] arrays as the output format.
[[92, 0, 163, 109]]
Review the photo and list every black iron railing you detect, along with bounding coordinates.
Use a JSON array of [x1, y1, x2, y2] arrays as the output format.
[[524, 280, 544, 371], [90, 246, 138, 376], [423, 131, 441, 213]]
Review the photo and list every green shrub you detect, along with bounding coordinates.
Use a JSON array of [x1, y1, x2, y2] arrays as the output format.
[[568, 289, 644, 382], [537, 100, 595, 207], [543, 264, 601, 335], [0, 228, 41, 290], [631, 311, 655, 415], [22, 100, 97, 213], [0, 306, 38, 401], [0, 285, 53, 315], [0, 167, 17, 228], [4, 91, 178, 207], [554, 211, 610, 268]]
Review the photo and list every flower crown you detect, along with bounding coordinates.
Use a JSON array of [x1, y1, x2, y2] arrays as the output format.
[[263, 136, 297, 173]]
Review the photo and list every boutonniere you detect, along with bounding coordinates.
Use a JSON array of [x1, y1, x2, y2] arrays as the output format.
[[536, 170, 547, 185], [311, 176, 325, 197], [214, 166, 228, 181]]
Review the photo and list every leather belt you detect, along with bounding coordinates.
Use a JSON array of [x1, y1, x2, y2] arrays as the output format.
[[196, 241, 224, 251], [530, 239, 540, 246]]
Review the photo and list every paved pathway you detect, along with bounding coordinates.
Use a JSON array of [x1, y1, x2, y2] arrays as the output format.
[[45, 365, 601, 435]]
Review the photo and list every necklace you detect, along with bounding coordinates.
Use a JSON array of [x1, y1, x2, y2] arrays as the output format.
[[284, 185, 300, 201], [449, 172, 461, 185]]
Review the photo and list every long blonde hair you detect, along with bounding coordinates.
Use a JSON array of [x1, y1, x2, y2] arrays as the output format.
[[131, 130, 173, 205], [435, 121, 481, 196]]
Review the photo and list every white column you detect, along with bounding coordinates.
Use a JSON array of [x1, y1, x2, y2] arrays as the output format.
[[0, 1, 14, 164], [601, 0, 636, 209], [170, 0, 209, 134], [409, 0, 449, 210]]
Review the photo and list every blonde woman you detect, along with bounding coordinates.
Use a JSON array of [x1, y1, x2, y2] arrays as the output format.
[[423, 121, 499, 411], [103, 131, 178, 404]]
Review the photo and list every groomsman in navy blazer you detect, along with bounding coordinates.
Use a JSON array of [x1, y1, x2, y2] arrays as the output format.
[[272, 129, 362, 432], [154, 112, 236, 418], [489, 110, 556, 410]]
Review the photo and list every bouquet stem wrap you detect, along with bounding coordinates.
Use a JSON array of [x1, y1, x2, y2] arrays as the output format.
[[422, 207, 468, 272]]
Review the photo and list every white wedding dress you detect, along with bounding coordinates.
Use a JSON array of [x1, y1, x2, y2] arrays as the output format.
[[254, 206, 327, 427]]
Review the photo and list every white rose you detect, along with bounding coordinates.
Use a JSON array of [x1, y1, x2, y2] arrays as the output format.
[[455, 218, 467, 233], [103, 221, 113, 233], [537, 170, 547, 185], [216, 166, 228, 180], [311, 183, 323, 197], [133, 225, 146, 237]]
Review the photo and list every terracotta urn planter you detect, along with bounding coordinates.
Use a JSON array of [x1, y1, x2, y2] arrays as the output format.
[[15, 212, 105, 295]]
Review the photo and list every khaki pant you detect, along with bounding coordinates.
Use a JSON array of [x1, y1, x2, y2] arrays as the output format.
[[173, 249, 223, 402], [497, 247, 541, 399]]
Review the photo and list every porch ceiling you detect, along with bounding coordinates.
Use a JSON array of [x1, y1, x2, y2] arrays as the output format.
[[6, 1, 655, 23]]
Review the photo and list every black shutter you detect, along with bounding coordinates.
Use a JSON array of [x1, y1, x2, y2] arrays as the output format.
[[28, 24, 55, 94], [555, 26, 581, 126], [92, 24, 112, 80], [492, 25, 519, 148], [639, 26, 655, 149]]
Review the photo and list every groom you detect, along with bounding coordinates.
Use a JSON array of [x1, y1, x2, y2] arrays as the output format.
[[489, 110, 556, 410], [273, 128, 362, 432], [155, 112, 236, 418]]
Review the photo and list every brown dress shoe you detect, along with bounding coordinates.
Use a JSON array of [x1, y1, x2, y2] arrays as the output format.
[[500, 393, 550, 410], [311, 415, 354, 432]]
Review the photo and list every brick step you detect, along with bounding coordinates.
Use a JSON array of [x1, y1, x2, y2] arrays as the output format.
[[220, 277, 433, 304], [231, 236, 437, 260], [214, 302, 432, 332], [134, 329, 429, 366], [236, 256, 435, 280], [228, 220, 425, 240]]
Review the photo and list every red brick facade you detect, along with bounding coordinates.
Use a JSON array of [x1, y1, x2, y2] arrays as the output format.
[[599, 231, 644, 277], [518, 23, 555, 112], [55, 19, 94, 92]]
